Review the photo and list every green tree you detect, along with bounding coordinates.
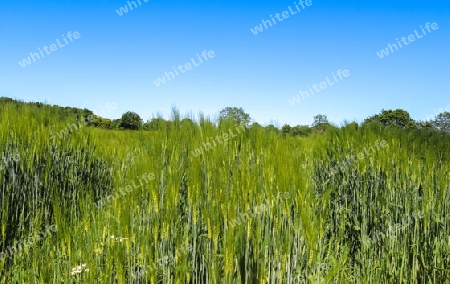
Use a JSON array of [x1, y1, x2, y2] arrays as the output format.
[[120, 111, 142, 130], [251, 122, 262, 129], [415, 121, 434, 130], [265, 124, 279, 134], [144, 118, 168, 131], [86, 115, 112, 129], [180, 118, 195, 128], [433, 112, 450, 132], [281, 124, 292, 136], [219, 107, 251, 126], [111, 119, 122, 129], [364, 109, 415, 128], [290, 125, 312, 137], [0, 97, 14, 104], [312, 114, 329, 127], [312, 114, 330, 132]]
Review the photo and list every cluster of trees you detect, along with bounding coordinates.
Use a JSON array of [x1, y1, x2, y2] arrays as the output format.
[[280, 114, 331, 137], [363, 109, 450, 132], [216, 108, 332, 137], [103, 107, 253, 131], [279, 109, 450, 137]]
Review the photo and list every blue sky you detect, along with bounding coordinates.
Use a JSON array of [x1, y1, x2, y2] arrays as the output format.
[[1, 0, 449, 126]]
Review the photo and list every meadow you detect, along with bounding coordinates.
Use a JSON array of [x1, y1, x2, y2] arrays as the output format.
[[0, 100, 449, 283]]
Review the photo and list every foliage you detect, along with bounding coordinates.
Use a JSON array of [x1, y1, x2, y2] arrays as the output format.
[[250, 122, 262, 129], [110, 119, 122, 129], [143, 117, 169, 131], [281, 124, 291, 136], [88, 115, 112, 129], [180, 118, 195, 128], [290, 124, 312, 136], [219, 107, 251, 126], [364, 109, 416, 128], [312, 114, 329, 127], [120, 111, 142, 130], [415, 120, 434, 130], [311, 114, 330, 132], [264, 124, 279, 134], [433, 111, 450, 132]]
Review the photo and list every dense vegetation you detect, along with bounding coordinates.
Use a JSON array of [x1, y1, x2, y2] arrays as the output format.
[[0, 98, 449, 283]]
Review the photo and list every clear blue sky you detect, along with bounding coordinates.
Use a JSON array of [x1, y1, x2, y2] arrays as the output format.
[[1, 0, 449, 126]]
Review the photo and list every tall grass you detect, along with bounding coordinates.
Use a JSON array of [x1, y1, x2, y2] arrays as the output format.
[[0, 102, 449, 283]]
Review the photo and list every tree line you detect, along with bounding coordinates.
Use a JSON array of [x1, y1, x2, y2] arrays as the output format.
[[1, 98, 449, 135]]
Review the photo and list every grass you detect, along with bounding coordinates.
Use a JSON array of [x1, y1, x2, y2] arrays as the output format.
[[0, 102, 449, 283]]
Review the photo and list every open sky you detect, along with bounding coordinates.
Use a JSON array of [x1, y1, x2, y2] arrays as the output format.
[[1, 0, 449, 126]]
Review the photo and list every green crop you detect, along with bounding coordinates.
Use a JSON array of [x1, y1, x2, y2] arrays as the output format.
[[0, 103, 449, 283]]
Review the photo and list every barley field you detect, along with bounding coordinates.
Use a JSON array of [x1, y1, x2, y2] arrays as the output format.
[[1, 101, 449, 283]]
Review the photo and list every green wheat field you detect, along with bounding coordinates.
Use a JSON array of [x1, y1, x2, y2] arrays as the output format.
[[1, 99, 449, 283]]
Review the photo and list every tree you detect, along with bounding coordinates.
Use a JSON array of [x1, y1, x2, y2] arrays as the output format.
[[290, 125, 312, 137], [219, 107, 251, 126], [281, 124, 292, 136], [111, 119, 122, 129], [364, 109, 415, 128], [312, 114, 329, 127], [89, 115, 112, 129], [265, 124, 279, 134], [0, 97, 14, 104], [180, 118, 195, 128], [120, 111, 142, 130], [415, 121, 434, 130], [312, 114, 330, 132], [433, 112, 450, 132], [143, 118, 163, 131]]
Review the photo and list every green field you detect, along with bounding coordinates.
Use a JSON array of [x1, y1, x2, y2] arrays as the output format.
[[1, 100, 449, 283]]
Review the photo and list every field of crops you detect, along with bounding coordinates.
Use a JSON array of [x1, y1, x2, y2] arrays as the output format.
[[1, 102, 449, 283]]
